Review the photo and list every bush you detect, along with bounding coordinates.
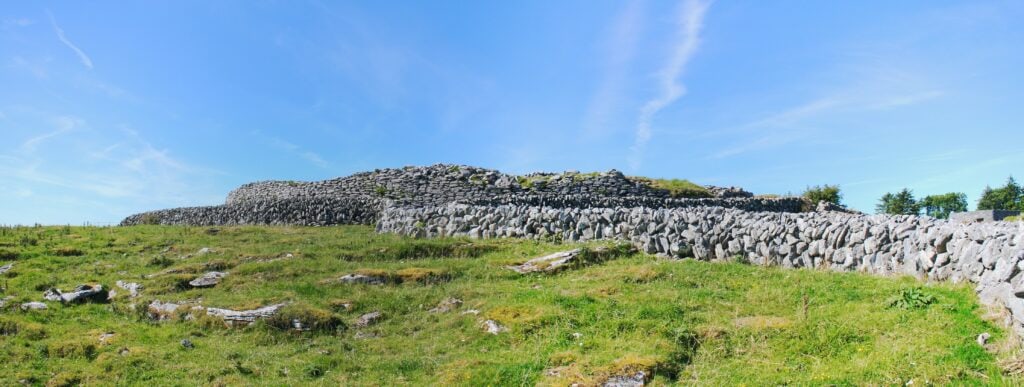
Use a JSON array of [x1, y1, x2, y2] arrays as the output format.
[[265, 304, 345, 334], [802, 185, 842, 205]]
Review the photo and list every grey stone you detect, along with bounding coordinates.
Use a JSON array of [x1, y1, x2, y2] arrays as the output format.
[[189, 272, 227, 288], [43, 284, 107, 304], [354, 311, 383, 328], [20, 302, 47, 311]]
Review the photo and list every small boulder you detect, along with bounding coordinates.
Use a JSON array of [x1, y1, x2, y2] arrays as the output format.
[[206, 303, 287, 326], [0, 262, 12, 275], [483, 319, 508, 335], [189, 272, 227, 288], [354, 311, 383, 328], [338, 273, 387, 285], [977, 332, 991, 346], [180, 339, 194, 349]]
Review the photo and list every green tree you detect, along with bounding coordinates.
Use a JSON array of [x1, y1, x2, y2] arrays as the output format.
[[919, 192, 967, 219], [877, 188, 920, 215], [802, 184, 842, 205], [977, 176, 1022, 210]]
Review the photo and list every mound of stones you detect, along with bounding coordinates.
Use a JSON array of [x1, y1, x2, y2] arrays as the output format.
[[121, 164, 815, 227]]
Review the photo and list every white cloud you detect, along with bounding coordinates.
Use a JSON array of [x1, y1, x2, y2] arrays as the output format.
[[20, 115, 81, 153], [47, 10, 93, 69], [628, 0, 710, 170]]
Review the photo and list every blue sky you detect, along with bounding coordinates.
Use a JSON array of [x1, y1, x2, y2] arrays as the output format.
[[2, 1, 1023, 225]]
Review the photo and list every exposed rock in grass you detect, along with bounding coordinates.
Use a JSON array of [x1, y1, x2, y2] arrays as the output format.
[[20, 302, 47, 311], [99, 332, 115, 345], [483, 319, 507, 334], [0, 262, 12, 275], [337, 273, 388, 285], [509, 245, 635, 274], [429, 297, 463, 313], [265, 304, 344, 333], [602, 371, 647, 387], [180, 339, 194, 349], [978, 332, 991, 346], [147, 300, 184, 321], [329, 299, 354, 311], [188, 271, 227, 288], [196, 247, 214, 256], [206, 303, 287, 326], [116, 281, 143, 298], [510, 249, 582, 274], [354, 311, 383, 328], [43, 284, 108, 304], [461, 309, 480, 315]]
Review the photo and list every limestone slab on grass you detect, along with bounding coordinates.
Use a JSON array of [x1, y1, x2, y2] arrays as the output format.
[[206, 303, 287, 326], [0, 263, 12, 275], [337, 273, 388, 285], [43, 284, 107, 304], [354, 311, 383, 328], [509, 248, 583, 274], [188, 271, 227, 288]]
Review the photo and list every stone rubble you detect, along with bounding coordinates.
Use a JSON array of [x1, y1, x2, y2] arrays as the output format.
[[429, 297, 463, 313], [188, 272, 227, 288], [116, 281, 143, 298], [354, 311, 384, 328]]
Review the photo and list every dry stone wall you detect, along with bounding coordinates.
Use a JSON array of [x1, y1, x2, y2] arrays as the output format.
[[376, 203, 1024, 335], [121, 197, 380, 226]]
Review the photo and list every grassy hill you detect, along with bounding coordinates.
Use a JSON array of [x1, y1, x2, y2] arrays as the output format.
[[0, 225, 1018, 385]]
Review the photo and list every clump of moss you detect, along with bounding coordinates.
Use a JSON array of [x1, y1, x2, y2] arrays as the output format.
[[265, 303, 346, 334], [396, 267, 451, 284]]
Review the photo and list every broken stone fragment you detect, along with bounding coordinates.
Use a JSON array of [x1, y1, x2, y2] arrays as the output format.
[[354, 311, 383, 328], [977, 332, 991, 346], [0, 263, 12, 275], [43, 284, 108, 304], [20, 302, 47, 311], [337, 273, 387, 285], [483, 319, 507, 335], [189, 272, 227, 288], [429, 297, 463, 313], [206, 303, 287, 326], [603, 371, 647, 387], [116, 281, 143, 298]]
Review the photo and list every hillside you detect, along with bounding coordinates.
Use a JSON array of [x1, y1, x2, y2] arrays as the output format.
[[0, 225, 1018, 385]]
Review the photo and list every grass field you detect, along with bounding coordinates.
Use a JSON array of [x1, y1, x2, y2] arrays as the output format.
[[0, 225, 1019, 385]]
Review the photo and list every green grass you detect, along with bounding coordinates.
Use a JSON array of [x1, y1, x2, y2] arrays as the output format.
[[1005, 215, 1022, 222], [629, 177, 712, 198], [0, 225, 1018, 385]]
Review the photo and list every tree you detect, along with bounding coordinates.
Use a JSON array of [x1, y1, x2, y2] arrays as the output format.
[[877, 188, 920, 215], [802, 185, 842, 205], [920, 192, 967, 219], [977, 176, 1022, 210]]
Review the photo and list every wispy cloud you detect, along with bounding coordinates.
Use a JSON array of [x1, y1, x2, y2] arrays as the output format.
[[47, 10, 93, 69], [252, 131, 330, 168], [628, 0, 710, 170], [20, 115, 81, 153], [583, 0, 645, 139], [2, 17, 34, 29]]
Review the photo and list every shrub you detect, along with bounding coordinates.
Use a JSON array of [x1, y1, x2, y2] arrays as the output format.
[[802, 185, 842, 205], [265, 304, 345, 334]]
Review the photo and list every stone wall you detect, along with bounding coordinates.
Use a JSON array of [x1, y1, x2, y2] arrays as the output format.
[[951, 210, 1022, 223], [376, 203, 1024, 335]]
